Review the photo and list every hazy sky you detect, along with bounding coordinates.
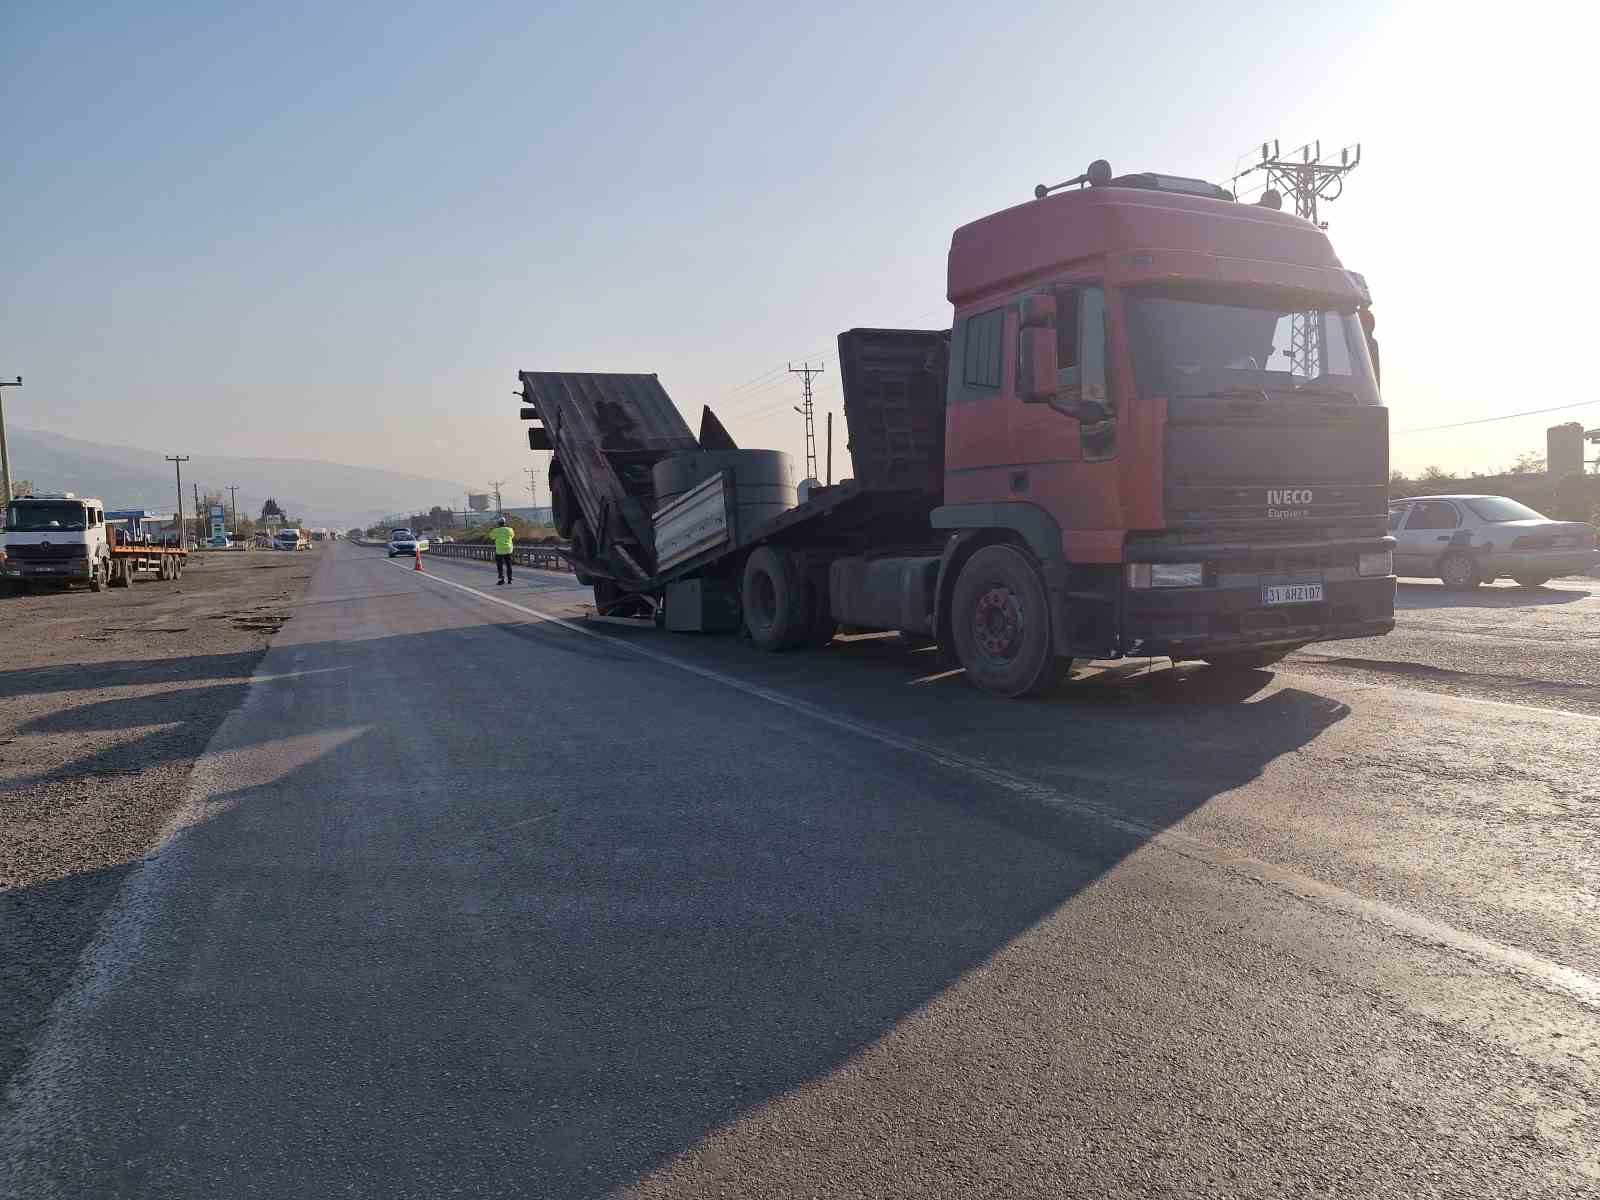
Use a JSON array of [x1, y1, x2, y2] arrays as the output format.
[[4, 0, 1590, 501]]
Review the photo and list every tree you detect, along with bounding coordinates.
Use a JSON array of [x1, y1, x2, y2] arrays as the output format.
[[260, 497, 285, 520], [8, 478, 33, 500], [1507, 451, 1545, 475], [1419, 465, 1451, 483], [1388, 469, 1408, 485]]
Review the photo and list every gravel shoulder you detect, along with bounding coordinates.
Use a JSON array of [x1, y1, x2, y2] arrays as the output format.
[[0, 549, 318, 1095]]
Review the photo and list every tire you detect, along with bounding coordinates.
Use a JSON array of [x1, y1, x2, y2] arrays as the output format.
[[89, 559, 107, 592], [1439, 552, 1482, 590], [803, 570, 836, 648], [569, 517, 595, 585], [1513, 574, 1551, 588], [949, 544, 1065, 697], [741, 546, 807, 651], [550, 472, 575, 539], [1203, 648, 1290, 671], [593, 580, 650, 618]]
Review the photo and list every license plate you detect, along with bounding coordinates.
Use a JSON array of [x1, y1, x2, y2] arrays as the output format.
[[1264, 582, 1323, 606]]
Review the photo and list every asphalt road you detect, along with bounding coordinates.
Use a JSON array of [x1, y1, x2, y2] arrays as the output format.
[[3, 543, 1597, 1198]]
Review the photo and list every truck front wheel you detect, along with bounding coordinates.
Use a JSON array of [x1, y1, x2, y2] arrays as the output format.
[[742, 546, 807, 651], [950, 545, 1066, 697]]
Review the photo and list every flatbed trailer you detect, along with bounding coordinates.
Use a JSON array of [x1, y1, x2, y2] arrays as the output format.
[[107, 541, 188, 586]]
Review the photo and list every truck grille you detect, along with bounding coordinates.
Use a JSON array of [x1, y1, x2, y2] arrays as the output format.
[[6, 543, 87, 562]]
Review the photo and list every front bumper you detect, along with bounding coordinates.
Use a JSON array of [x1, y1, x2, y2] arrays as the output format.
[[2, 560, 92, 580], [1121, 573, 1395, 657]]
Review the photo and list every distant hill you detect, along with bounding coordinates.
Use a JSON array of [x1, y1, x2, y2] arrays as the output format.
[[6, 428, 465, 529]]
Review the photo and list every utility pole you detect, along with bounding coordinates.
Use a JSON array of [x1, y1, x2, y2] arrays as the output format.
[[193, 483, 201, 546], [490, 479, 506, 515], [825, 412, 833, 486], [0, 376, 19, 503], [166, 455, 189, 547], [788, 362, 824, 481], [226, 485, 239, 536], [1231, 139, 1360, 378], [525, 466, 538, 509]]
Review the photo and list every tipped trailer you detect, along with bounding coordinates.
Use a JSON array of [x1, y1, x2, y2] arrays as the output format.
[[518, 159, 1395, 696]]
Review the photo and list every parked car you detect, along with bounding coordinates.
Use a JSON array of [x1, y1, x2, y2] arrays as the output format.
[[387, 528, 429, 557], [206, 534, 232, 550], [1387, 495, 1599, 589]]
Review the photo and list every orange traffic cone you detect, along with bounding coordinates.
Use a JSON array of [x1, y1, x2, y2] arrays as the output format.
[[414, 547, 423, 571]]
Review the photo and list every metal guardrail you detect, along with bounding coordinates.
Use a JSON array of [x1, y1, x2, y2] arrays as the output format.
[[425, 542, 575, 572], [354, 538, 575, 573]]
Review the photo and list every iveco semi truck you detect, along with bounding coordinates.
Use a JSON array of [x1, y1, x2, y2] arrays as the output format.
[[518, 159, 1395, 696]]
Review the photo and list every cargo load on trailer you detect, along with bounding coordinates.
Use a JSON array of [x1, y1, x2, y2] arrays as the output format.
[[515, 158, 1395, 695]]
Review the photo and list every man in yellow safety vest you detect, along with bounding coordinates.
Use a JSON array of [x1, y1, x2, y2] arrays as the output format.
[[492, 517, 515, 585]]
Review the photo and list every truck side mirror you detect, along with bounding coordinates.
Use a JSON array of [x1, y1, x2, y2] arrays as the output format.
[[1018, 293, 1059, 404], [1020, 327, 1058, 403]]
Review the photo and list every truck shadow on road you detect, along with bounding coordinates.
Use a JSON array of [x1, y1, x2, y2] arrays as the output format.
[[2, 615, 1350, 1196]]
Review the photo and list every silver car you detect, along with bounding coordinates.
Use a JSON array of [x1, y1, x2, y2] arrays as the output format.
[[1387, 494, 1598, 589]]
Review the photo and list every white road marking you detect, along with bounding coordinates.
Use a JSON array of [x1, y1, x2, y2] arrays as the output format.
[[396, 559, 1600, 1010]]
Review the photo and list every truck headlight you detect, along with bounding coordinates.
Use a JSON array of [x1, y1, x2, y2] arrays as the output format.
[[1127, 562, 1205, 589], [1358, 550, 1392, 577]]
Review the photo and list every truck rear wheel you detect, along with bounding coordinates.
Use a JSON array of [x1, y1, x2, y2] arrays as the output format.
[[742, 546, 807, 651], [950, 544, 1065, 697]]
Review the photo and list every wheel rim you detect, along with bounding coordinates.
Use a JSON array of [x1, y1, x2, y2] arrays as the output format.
[[972, 584, 1024, 663], [1443, 556, 1472, 586]]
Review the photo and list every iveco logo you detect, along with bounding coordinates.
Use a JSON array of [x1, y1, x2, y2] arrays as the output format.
[[1267, 488, 1314, 506], [40, 539, 50, 549]]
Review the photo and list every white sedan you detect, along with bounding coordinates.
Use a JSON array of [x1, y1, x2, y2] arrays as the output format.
[[387, 529, 430, 558]]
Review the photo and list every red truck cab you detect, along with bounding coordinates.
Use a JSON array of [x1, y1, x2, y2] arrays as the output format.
[[929, 166, 1394, 680]]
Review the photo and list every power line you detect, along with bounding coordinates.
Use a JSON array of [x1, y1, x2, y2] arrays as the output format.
[[1394, 398, 1600, 435], [1230, 138, 1361, 378]]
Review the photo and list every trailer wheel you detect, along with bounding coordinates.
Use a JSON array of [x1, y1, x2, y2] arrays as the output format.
[[742, 546, 807, 651], [803, 570, 836, 647], [950, 544, 1065, 697], [593, 580, 651, 618], [551, 473, 576, 539]]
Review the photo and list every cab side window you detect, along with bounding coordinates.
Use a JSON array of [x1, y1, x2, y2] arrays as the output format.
[[962, 308, 1004, 390]]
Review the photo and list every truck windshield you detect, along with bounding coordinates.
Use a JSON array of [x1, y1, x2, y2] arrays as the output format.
[[6, 501, 88, 531], [1124, 290, 1379, 405]]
